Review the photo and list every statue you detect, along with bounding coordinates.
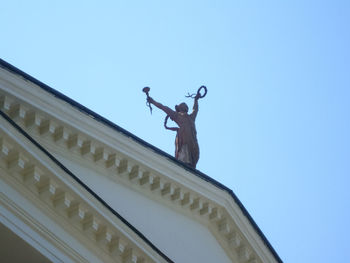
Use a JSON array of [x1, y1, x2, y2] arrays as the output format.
[[143, 86, 207, 169]]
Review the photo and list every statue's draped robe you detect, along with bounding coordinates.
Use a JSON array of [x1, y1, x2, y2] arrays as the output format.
[[168, 110, 199, 168]]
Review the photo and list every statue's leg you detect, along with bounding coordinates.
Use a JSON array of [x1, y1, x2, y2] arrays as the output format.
[[177, 145, 191, 164]]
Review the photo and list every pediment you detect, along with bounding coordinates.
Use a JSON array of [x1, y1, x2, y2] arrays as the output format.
[[0, 60, 281, 263]]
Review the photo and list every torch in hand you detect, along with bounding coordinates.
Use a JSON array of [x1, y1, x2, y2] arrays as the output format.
[[142, 87, 153, 114]]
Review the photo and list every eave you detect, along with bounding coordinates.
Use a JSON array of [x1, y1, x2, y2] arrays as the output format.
[[0, 58, 282, 263], [0, 109, 172, 263]]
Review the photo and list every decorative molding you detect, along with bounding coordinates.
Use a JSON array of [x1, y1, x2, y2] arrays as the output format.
[[0, 192, 89, 263], [0, 119, 170, 263], [0, 66, 279, 263]]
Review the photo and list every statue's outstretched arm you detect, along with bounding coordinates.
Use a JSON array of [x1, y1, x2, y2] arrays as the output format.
[[148, 97, 176, 117]]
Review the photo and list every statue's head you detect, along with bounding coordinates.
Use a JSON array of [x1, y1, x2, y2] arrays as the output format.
[[175, 102, 189, 113]]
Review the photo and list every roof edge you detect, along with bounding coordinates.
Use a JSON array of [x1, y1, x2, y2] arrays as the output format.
[[0, 108, 174, 263], [0, 58, 283, 263]]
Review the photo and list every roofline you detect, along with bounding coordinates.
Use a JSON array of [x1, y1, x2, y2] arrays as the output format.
[[0, 108, 174, 263], [0, 58, 283, 263]]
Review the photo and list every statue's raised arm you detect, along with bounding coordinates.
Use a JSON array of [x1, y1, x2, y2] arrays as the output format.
[[147, 97, 176, 120], [190, 93, 200, 120]]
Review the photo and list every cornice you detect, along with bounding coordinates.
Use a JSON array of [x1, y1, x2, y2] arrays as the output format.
[[0, 192, 89, 263], [0, 113, 171, 263], [0, 62, 281, 263]]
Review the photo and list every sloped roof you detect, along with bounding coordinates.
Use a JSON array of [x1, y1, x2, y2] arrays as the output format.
[[0, 99, 174, 263], [0, 58, 282, 263]]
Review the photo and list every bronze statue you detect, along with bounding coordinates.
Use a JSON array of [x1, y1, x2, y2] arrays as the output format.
[[143, 86, 207, 169]]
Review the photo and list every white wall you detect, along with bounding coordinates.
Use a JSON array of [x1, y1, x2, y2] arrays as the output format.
[[55, 153, 232, 263]]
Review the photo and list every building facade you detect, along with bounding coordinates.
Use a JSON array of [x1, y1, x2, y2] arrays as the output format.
[[0, 59, 282, 263]]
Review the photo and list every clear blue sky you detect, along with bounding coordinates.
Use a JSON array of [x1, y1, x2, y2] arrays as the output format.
[[2, 1, 349, 262]]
